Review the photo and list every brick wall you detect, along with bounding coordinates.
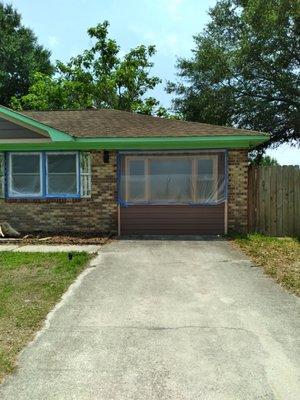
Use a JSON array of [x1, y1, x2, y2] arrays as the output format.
[[227, 150, 248, 233], [0, 151, 118, 234]]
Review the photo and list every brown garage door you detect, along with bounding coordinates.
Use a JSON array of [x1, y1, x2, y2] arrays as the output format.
[[120, 204, 225, 235]]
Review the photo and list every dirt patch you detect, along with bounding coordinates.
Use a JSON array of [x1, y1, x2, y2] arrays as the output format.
[[0, 232, 115, 245], [231, 234, 300, 296]]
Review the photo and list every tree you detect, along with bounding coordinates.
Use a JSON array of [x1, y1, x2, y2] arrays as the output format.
[[167, 0, 300, 149], [131, 97, 182, 118], [250, 154, 279, 166], [0, 2, 53, 106], [12, 21, 163, 114]]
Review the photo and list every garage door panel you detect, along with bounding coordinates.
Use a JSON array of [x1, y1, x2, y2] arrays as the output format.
[[120, 204, 225, 235]]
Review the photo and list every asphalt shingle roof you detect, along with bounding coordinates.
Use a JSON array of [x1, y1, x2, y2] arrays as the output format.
[[23, 109, 267, 138]]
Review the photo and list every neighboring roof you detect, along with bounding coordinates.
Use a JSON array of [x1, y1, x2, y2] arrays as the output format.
[[22, 109, 268, 138]]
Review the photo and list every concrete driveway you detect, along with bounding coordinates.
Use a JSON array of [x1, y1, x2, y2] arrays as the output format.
[[1, 239, 299, 400]]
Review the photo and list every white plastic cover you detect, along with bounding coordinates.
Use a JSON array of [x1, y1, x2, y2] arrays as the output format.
[[0, 153, 4, 198], [119, 152, 227, 205], [46, 153, 77, 195], [80, 152, 92, 198], [9, 153, 41, 196], [5, 152, 91, 198]]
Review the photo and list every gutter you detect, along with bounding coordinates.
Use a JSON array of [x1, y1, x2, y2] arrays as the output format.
[[0, 135, 269, 151]]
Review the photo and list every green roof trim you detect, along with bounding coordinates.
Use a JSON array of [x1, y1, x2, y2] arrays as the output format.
[[0, 135, 269, 151], [0, 106, 74, 142]]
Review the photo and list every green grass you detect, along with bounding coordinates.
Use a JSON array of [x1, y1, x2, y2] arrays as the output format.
[[233, 234, 300, 296], [0, 251, 91, 382]]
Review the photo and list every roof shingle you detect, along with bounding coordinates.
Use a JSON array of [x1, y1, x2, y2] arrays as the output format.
[[23, 109, 267, 138]]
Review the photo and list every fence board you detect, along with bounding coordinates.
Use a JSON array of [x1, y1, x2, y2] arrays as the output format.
[[295, 168, 300, 235], [276, 167, 283, 236], [288, 166, 295, 236], [282, 167, 290, 236], [270, 167, 277, 236], [265, 167, 271, 234], [248, 165, 300, 237], [260, 168, 266, 233]]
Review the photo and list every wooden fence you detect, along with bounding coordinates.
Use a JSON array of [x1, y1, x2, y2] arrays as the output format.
[[248, 165, 300, 237]]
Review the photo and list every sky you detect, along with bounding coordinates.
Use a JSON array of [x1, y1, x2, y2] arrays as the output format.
[[7, 0, 300, 165]]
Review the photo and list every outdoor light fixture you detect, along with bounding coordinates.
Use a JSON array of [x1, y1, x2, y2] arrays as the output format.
[[103, 150, 109, 163]]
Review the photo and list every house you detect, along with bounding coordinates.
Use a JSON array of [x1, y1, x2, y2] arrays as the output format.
[[0, 105, 269, 235]]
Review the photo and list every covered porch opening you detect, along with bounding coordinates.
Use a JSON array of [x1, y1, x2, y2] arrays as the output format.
[[118, 151, 228, 236]]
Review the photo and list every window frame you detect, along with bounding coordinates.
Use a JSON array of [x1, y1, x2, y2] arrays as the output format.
[[80, 152, 92, 198], [193, 155, 219, 203], [7, 151, 81, 199], [8, 152, 43, 198], [0, 152, 5, 199], [125, 157, 148, 202], [45, 152, 80, 198], [123, 154, 221, 205], [147, 155, 193, 204]]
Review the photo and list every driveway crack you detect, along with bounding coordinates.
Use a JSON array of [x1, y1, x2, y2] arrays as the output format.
[[47, 325, 252, 334]]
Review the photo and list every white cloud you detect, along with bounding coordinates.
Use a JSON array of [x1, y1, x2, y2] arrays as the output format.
[[48, 36, 60, 48], [164, 34, 179, 50], [164, 0, 184, 21], [130, 26, 188, 56]]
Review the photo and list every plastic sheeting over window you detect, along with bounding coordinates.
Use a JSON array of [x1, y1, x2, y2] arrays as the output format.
[[149, 159, 192, 202], [6, 151, 91, 199], [119, 152, 227, 205], [46, 153, 77, 195], [0, 153, 4, 198], [9, 153, 42, 197], [80, 152, 92, 198], [127, 159, 146, 201]]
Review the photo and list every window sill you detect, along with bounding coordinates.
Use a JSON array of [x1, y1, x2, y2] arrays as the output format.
[[5, 198, 84, 204], [119, 201, 223, 206]]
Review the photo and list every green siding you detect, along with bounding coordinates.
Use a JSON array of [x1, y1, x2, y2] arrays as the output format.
[[0, 106, 74, 142]]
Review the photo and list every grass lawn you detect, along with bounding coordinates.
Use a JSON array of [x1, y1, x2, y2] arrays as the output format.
[[234, 234, 300, 296], [0, 251, 91, 383]]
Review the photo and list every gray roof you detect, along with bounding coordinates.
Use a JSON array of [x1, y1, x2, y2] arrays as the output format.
[[23, 109, 267, 138]]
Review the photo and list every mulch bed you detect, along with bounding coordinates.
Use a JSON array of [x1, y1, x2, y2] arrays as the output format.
[[0, 232, 115, 245]]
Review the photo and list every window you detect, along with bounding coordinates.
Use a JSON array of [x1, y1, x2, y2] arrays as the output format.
[[6, 152, 92, 199], [46, 153, 78, 196], [80, 152, 92, 198], [149, 158, 192, 202], [121, 153, 224, 205], [126, 159, 146, 201], [9, 153, 42, 197], [195, 156, 218, 202], [0, 153, 4, 198]]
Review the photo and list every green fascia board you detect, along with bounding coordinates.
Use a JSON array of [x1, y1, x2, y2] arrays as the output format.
[[0, 106, 74, 142], [0, 135, 269, 151]]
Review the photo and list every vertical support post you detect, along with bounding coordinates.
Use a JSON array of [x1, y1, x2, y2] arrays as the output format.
[[224, 150, 228, 235], [224, 200, 228, 234], [145, 157, 149, 202], [118, 204, 121, 236], [116, 151, 121, 236]]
